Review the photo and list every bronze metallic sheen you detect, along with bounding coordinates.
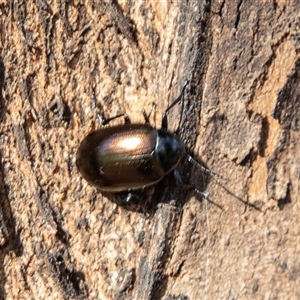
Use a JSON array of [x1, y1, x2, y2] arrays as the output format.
[[76, 124, 184, 192]]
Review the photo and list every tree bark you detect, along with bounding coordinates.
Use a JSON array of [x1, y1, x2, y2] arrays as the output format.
[[0, 1, 299, 299]]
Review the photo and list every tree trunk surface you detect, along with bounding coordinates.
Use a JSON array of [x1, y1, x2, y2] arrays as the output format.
[[0, 1, 299, 299]]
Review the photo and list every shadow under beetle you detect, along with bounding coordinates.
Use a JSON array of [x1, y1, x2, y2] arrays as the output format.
[[76, 81, 213, 202]]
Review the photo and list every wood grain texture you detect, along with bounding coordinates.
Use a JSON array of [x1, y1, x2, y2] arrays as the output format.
[[0, 1, 299, 299]]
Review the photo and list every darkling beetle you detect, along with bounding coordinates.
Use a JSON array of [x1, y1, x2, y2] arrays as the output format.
[[76, 81, 214, 202]]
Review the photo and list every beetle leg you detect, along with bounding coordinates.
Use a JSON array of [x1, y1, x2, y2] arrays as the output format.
[[123, 114, 131, 124], [100, 113, 131, 126], [174, 169, 211, 199], [194, 189, 223, 209], [142, 103, 156, 124], [187, 155, 227, 183], [142, 109, 150, 123], [173, 169, 183, 184], [124, 189, 133, 202], [174, 175, 222, 208], [194, 189, 209, 199]]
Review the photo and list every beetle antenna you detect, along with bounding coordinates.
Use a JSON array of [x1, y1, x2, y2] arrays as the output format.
[[161, 80, 189, 130], [176, 80, 189, 135], [188, 155, 262, 211]]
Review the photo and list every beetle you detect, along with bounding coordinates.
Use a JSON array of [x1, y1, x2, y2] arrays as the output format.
[[76, 81, 211, 202]]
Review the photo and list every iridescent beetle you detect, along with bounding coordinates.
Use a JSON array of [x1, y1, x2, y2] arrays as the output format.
[[76, 81, 212, 202]]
